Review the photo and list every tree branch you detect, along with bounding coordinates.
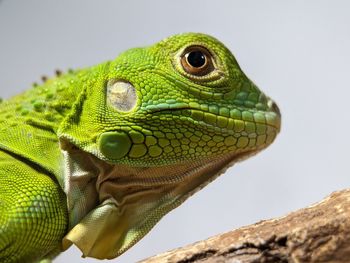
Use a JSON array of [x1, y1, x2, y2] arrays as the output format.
[[140, 189, 350, 263]]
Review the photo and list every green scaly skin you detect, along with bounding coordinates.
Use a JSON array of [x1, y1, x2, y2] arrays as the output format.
[[0, 33, 281, 262]]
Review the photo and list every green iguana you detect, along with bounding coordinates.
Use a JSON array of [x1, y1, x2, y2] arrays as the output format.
[[0, 33, 281, 262]]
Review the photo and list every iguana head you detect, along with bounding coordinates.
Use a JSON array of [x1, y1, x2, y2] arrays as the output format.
[[59, 33, 281, 259]]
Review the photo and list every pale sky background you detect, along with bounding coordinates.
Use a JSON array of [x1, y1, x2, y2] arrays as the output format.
[[0, 1, 349, 262]]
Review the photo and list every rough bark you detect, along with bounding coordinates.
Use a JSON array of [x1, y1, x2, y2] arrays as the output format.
[[140, 189, 350, 263]]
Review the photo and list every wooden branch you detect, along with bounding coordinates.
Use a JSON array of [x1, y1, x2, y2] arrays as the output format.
[[140, 189, 350, 263]]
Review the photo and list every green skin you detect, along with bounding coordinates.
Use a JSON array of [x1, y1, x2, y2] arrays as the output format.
[[0, 33, 281, 262]]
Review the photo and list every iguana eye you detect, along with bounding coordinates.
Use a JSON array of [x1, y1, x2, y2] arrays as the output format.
[[180, 46, 214, 76]]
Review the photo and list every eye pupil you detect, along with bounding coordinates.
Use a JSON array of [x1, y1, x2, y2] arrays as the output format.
[[186, 51, 206, 68], [180, 46, 214, 76]]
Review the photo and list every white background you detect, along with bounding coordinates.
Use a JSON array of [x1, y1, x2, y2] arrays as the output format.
[[0, 1, 349, 262]]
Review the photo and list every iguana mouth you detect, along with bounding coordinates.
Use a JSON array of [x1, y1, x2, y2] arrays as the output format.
[[147, 106, 281, 133]]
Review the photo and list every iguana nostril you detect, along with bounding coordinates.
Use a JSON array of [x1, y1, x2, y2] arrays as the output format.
[[271, 102, 281, 116], [268, 100, 281, 116]]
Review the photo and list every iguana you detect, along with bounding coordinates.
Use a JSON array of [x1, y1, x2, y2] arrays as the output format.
[[0, 33, 281, 262]]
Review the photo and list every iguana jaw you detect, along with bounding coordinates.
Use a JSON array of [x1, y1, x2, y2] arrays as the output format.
[[61, 136, 268, 259]]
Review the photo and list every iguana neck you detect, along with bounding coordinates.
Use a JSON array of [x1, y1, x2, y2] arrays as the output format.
[[2, 67, 99, 129], [0, 62, 109, 180]]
